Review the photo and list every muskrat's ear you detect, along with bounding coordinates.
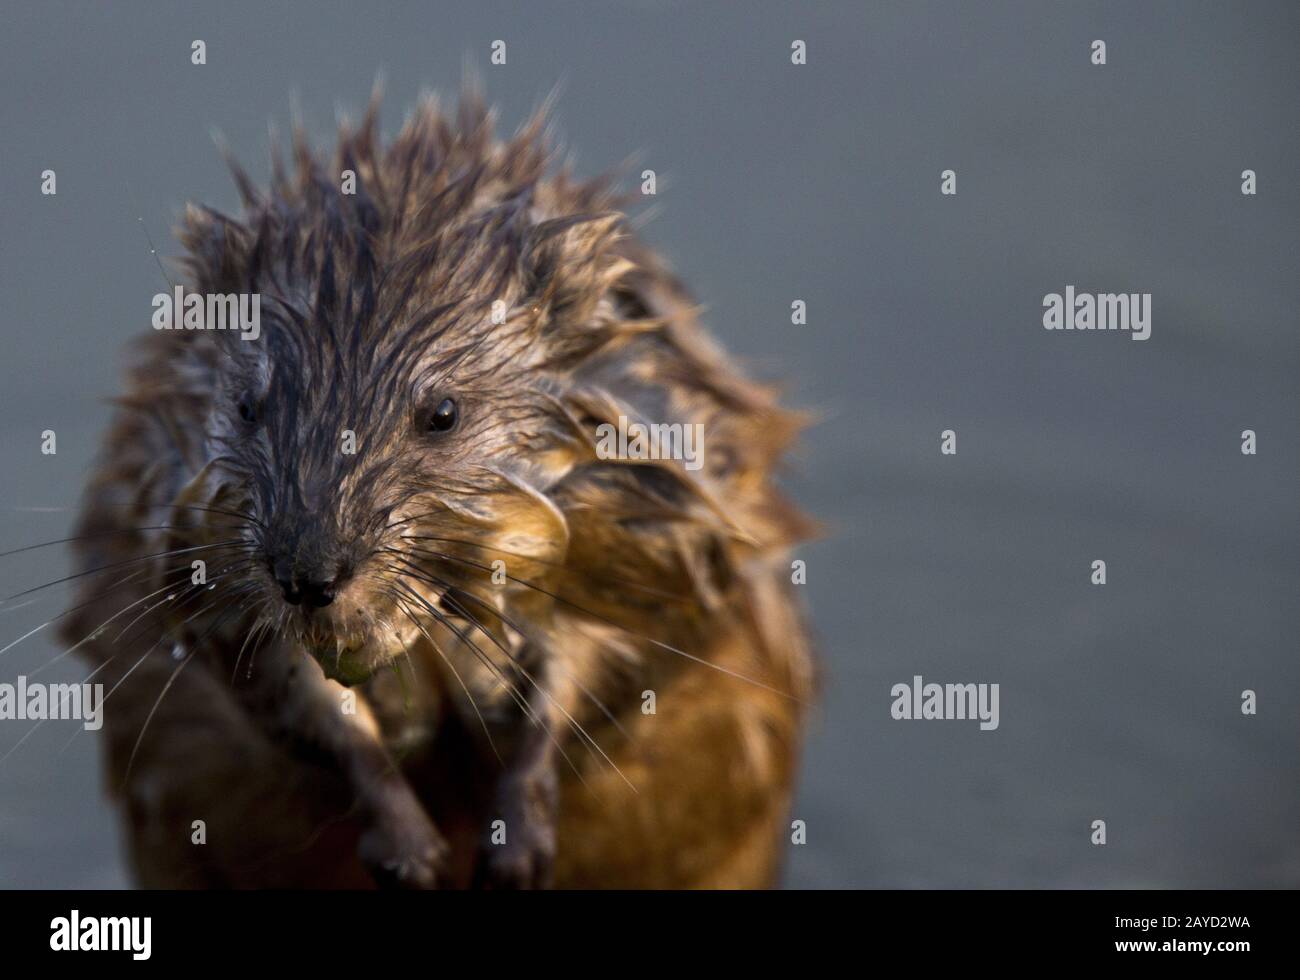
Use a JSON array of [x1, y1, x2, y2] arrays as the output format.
[[177, 204, 254, 294], [524, 212, 633, 329]]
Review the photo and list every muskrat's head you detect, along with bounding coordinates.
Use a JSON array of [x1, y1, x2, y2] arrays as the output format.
[[158, 90, 809, 685]]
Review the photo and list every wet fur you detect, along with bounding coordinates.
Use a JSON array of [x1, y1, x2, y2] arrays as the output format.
[[61, 89, 815, 888]]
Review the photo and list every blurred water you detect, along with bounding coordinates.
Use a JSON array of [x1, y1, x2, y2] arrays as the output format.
[[1, 0, 1297, 888]]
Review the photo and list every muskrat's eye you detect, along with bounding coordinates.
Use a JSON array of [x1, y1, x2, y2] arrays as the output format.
[[237, 394, 258, 426], [427, 397, 458, 433]]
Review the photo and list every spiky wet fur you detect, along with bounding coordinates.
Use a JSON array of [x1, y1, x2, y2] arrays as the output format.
[[60, 89, 816, 888]]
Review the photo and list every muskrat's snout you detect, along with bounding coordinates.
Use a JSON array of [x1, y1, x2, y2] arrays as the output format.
[[270, 552, 349, 609], [262, 512, 361, 610], [260, 522, 415, 684]]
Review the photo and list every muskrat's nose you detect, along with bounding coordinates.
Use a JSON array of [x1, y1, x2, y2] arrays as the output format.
[[272, 557, 342, 609], [296, 576, 336, 609]]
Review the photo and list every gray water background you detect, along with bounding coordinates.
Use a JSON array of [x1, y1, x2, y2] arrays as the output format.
[[0, 1, 1297, 888]]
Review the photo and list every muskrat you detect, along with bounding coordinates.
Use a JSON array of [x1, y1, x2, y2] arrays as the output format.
[[59, 88, 815, 888]]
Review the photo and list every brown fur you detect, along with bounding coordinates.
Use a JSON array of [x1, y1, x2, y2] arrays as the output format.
[[61, 88, 815, 889]]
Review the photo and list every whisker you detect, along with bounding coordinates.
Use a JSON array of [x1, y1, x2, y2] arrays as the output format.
[[385, 550, 630, 737], [0, 501, 268, 530], [1, 552, 208, 660], [389, 575, 593, 789], [400, 543, 804, 704], [388, 576, 554, 731], [0, 712, 48, 766], [111, 558, 261, 651], [0, 539, 252, 605], [25, 567, 199, 679], [387, 559, 627, 787], [443, 583, 630, 741], [121, 586, 258, 784], [389, 578, 537, 724], [230, 602, 274, 684], [1, 565, 156, 619], [399, 530, 693, 603], [0, 521, 255, 562], [392, 595, 503, 767], [376, 605, 419, 697], [439, 590, 620, 782], [21, 576, 257, 766]]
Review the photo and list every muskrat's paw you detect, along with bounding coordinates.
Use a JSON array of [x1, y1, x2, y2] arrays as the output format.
[[358, 792, 447, 890], [475, 818, 555, 890], [474, 768, 558, 890]]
